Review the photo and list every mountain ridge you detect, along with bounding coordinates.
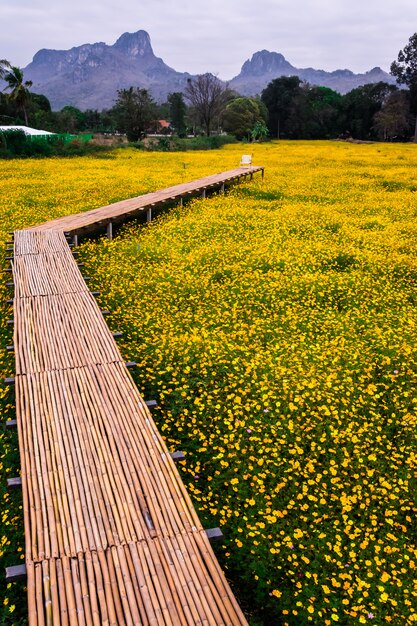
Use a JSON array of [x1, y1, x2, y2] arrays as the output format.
[[22, 30, 396, 110], [228, 49, 394, 97]]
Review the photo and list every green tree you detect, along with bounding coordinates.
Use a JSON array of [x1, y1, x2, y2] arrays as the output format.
[[261, 76, 303, 138], [222, 97, 267, 140], [0, 91, 16, 124], [341, 82, 395, 140], [185, 74, 228, 136], [28, 93, 54, 131], [55, 106, 86, 133], [167, 92, 187, 137], [83, 109, 116, 133], [112, 87, 157, 141], [373, 91, 412, 140], [83, 109, 103, 132], [3, 66, 33, 125], [251, 120, 269, 141], [303, 85, 343, 138], [391, 33, 417, 140]]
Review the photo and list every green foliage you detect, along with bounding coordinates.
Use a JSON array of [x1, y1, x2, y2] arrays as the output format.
[[3, 66, 33, 126], [303, 86, 344, 139], [171, 134, 237, 150], [323, 252, 358, 272], [222, 97, 268, 139], [391, 32, 417, 139], [340, 82, 396, 140], [391, 33, 417, 103], [260, 77, 405, 141], [145, 136, 172, 151], [0, 82, 55, 130], [261, 76, 303, 138], [0, 130, 56, 157], [112, 87, 157, 141], [373, 91, 412, 140], [137, 134, 237, 152], [251, 121, 269, 141], [30, 93, 51, 113], [83, 109, 117, 134], [168, 92, 187, 137], [0, 58, 11, 79], [54, 106, 86, 133], [0, 129, 106, 159], [0, 129, 27, 155]]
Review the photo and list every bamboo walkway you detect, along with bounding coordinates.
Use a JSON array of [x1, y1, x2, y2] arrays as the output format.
[[28, 166, 264, 237], [8, 167, 264, 625]]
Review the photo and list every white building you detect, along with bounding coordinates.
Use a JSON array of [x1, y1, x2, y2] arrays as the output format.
[[0, 125, 56, 137]]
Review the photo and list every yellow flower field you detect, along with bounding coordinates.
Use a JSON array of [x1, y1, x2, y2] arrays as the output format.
[[1, 141, 417, 625]]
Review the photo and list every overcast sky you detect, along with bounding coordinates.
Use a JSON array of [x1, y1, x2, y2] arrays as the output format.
[[2, 0, 417, 78]]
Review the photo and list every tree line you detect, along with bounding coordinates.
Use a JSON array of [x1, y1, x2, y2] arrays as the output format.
[[2, 32, 417, 144]]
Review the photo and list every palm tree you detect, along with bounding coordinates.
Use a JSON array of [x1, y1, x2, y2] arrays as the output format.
[[0, 59, 11, 79], [3, 66, 33, 125]]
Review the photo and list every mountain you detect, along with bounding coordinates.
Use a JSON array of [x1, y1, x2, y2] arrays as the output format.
[[23, 31, 396, 110], [24, 30, 191, 110], [229, 50, 396, 95]]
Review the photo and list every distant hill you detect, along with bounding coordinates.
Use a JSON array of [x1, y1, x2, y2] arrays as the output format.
[[23, 30, 396, 110], [229, 50, 395, 96]]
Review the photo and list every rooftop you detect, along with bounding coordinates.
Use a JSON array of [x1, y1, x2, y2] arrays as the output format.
[[0, 125, 55, 136]]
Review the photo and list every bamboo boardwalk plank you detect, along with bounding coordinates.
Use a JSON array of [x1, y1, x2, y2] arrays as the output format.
[[14, 293, 121, 374], [10, 168, 258, 625], [28, 535, 247, 626], [16, 363, 207, 562], [12, 253, 89, 298], [14, 230, 70, 256]]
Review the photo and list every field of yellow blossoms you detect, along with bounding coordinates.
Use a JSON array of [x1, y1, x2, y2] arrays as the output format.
[[1, 141, 417, 625]]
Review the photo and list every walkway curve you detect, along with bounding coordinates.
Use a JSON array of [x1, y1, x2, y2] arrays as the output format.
[[9, 167, 263, 625]]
